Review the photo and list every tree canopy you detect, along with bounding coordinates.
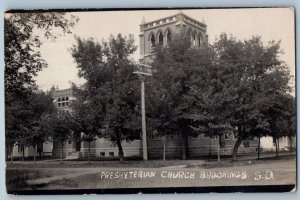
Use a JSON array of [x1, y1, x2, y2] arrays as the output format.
[[147, 31, 216, 159], [148, 32, 294, 160], [5, 12, 78, 160], [71, 34, 141, 162]]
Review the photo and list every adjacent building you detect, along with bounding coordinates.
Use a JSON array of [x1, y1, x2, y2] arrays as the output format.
[[51, 88, 140, 159]]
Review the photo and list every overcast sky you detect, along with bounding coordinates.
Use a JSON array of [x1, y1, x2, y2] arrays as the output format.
[[34, 8, 295, 91]]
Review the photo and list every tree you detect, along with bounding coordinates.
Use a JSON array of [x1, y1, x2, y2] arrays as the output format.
[[5, 12, 78, 94], [71, 86, 104, 164], [148, 31, 214, 159], [70, 34, 141, 163], [5, 89, 53, 162], [26, 90, 54, 163], [5, 12, 78, 161], [5, 92, 28, 162], [266, 94, 295, 157], [213, 34, 293, 161], [41, 111, 73, 164], [186, 51, 237, 161]]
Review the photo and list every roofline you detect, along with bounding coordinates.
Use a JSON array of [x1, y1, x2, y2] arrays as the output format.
[[140, 12, 206, 27], [181, 13, 207, 27]]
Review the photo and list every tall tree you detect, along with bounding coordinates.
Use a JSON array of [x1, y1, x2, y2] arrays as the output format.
[[71, 34, 141, 163], [5, 12, 78, 161], [213, 34, 292, 161], [148, 31, 214, 159], [71, 86, 104, 164]]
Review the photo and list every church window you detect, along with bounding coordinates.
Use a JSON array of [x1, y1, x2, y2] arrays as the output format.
[[150, 34, 156, 47], [166, 30, 172, 44], [158, 32, 163, 45], [188, 29, 193, 43], [198, 34, 202, 46]]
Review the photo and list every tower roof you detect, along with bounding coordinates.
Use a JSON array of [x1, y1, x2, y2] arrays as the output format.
[[140, 12, 207, 31]]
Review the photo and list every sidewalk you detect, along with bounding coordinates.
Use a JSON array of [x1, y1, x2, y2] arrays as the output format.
[[186, 151, 296, 169]]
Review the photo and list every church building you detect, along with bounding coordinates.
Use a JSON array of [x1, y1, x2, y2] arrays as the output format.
[[10, 12, 294, 160]]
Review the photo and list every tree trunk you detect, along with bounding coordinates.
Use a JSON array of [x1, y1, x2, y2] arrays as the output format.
[[88, 141, 91, 164], [10, 146, 14, 163], [181, 132, 188, 160], [288, 135, 293, 153], [257, 135, 261, 160], [163, 135, 166, 162], [232, 137, 243, 161], [22, 145, 25, 162], [34, 144, 37, 164], [274, 137, 278, 157], [217, 135, 221, 162], [5, 145, 9, 161], [275, 137, 279, 157], [60, 142, 64, 164], [19, 146, 22, 161], [116, 138, 124, 163]]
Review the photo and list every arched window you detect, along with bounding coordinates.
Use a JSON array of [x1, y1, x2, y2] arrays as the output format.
[[150, 34, 156, 48], [193, 32, 196, 46], [58, 98, 61, 102], [166, 30, 172, 44], [198, 34, 203, 46], [158, 32, 163, 45], [62, 97, 65, 101], [188, 29, 193, 43]]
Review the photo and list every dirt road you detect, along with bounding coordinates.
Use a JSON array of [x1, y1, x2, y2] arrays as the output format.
[[28, 158, 295, 190]]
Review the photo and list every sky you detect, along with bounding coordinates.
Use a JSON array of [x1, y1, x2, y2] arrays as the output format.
[[33, 8, 295, 91]]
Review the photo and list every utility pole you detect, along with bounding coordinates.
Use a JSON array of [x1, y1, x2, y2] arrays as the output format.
[[141, 76, 147, 160], [134, 63, 152, 161]]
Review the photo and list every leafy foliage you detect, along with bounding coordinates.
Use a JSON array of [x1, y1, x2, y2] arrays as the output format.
[[148, 31, 215, 159], [211, 34, 293, 160], [148, 32, 294, 160], [71, 34, 140, 162], [5, 12, 78, 159], [5, 12, 78, 94]]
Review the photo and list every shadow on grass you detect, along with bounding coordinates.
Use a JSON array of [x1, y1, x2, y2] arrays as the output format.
[[6, 170, 41, 191]]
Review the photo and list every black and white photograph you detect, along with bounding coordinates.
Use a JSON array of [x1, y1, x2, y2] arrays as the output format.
[[4, 8, 296, 194]]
